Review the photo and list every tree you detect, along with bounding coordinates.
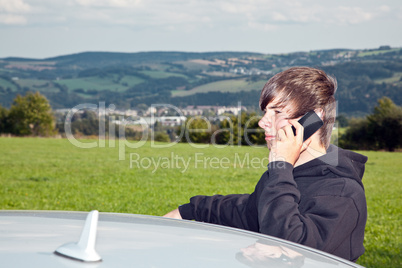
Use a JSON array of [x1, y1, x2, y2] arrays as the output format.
[[0, 105, 10, 133], [367, 97, 402, 151], [216, 112, 265, 146], [339, 97, 402, 151], [181, 117, 213, 144], [154, 132, 170, 142], [8, 92, 56, 136], [336, 114, 349, 128], [338, 118, 373, 150]]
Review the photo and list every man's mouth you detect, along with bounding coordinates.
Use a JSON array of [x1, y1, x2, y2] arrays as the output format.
[[265, 134, 276, 141]]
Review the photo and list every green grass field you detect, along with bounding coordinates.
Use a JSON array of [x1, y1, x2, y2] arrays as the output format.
[[119, 75, 145, 87], [357, 48, 402, 57], [374, 72, 402, 85], [172, 78, 266, 97], [55, 75, 129, 92], [175, 60, 210, 71], [139, 70, 189, 80], [53, 71, 188, 94], [15, 79, 61, 93], [15, 78, 48, 88], [0, 77, 19, 92], [0, 137, 400, 267]]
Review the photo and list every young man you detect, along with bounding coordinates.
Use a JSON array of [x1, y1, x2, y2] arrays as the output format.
[[164, 67, 368, 262]]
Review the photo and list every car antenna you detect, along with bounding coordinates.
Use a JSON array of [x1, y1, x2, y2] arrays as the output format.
[[54, 210, 102, 262]]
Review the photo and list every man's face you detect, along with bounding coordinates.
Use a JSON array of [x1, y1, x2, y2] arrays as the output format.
[[258, 100, 294, 149]]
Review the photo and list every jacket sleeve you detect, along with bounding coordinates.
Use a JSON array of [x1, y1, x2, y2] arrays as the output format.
[[179, 193, 252, 230], [257, 161, 361, 254]]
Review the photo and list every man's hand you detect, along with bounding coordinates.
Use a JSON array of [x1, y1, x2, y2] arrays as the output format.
[[269, 120, 312, 166], [163, 208, 182, 219]]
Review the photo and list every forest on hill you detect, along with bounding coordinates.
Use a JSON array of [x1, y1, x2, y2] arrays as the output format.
[[0, 47, 401, 116]]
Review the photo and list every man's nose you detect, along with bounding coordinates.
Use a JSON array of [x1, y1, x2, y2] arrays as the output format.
[[258, 117, 271, 129]]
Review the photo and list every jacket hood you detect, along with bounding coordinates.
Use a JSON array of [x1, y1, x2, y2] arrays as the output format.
[[294, 145, 368, 188]]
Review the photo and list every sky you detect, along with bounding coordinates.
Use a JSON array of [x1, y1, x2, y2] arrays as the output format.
[[0, 0, 401, 59]]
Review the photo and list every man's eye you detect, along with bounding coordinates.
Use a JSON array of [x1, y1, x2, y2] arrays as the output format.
[[275, 110, 281, 114]]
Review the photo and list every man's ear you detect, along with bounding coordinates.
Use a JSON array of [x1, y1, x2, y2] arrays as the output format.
[[315, 108, 324, 119]]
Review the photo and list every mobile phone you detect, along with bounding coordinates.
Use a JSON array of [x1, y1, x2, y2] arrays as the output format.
[[292, 111, 324, 142]]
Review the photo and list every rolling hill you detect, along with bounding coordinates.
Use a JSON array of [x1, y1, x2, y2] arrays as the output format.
[[0, 47, 401, 116]]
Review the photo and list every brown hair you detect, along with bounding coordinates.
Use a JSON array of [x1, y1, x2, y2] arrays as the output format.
[[259, 67, 337, 148]]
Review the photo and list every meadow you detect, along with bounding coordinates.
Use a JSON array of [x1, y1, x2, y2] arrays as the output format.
[[172, 78, 267, 97], [139, 70, 190, 79], [0, 137, 400, 267], [56, 76, 129, 92]]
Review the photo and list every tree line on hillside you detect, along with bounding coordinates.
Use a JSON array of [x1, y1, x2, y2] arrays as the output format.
[[0, 92, 401, 151], [0, 91, 153, 139], [178, 97, 402, 151], [51, 60, 402, 115], [179, 112, 266, 146]]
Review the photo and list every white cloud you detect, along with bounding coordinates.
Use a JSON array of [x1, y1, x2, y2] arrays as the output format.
[[0, 14, 27, 25], [75, 0, 143, 8], [332, 6, 373, 25], [271, 12, 287, 22], [248, 21, 277, 31], [0, 0, 31, 25], [379, 5, 391, 12], [0, 0, 31, 13], [219, 1, 258, 14]]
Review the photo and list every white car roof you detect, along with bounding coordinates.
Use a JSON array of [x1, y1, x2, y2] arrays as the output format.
[[0, 210, 364, 268]]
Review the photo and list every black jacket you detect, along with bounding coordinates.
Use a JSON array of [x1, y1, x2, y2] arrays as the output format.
[[179, 145, 368, 262]]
